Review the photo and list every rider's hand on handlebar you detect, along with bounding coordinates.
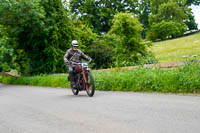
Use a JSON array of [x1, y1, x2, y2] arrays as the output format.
[[88, 59, 92, 63], [69, 61, 74, 65]]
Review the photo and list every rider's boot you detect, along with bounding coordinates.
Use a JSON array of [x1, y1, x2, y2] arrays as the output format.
[[71, 82, 76, 89]]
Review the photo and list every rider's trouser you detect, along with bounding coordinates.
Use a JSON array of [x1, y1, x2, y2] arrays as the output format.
[[68, 66, 75, 83]]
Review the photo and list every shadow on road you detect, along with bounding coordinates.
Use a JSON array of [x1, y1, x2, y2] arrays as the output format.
[[58, 94, 93, 99]]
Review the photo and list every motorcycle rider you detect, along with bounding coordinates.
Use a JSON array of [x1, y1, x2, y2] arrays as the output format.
[[63, 40, 92, 88]]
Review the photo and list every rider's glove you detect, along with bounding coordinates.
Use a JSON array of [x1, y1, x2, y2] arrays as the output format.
[[64, 61, 69, 65], [88, 58, 92, 63]]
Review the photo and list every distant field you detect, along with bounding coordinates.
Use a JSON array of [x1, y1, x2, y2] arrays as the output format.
[[151, 32, 200, 63]]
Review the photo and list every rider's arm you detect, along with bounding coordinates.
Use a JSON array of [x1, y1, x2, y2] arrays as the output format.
[[80, 51, 92, 62], [63, 50, 70, 65]]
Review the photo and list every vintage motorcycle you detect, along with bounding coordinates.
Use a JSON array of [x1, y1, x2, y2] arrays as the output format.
[[69, 62, 95, 97]]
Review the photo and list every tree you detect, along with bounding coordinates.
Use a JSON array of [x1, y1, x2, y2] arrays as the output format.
[[107, 12, 151, 66], [72, 20, 97, 52], [0, 25, 18, 72], [138, 0, 151, 38], [185, 12, 198, 31], [147, 21, 187, 40], [185, 2, 199, 31], [186, 0, 200, 5], [0, 0, 75, 74], [69, 0, 139, 34], [147, 0, 189, 40], [0, 0, 46, 74]]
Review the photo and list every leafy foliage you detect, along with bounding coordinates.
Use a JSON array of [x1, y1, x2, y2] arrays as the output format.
[[0, 25, 18, 72], [86, 37, 114, 69], [186, 0, 200, 5], [185, 13, 198, 31], [148, 0, 189, 41], [184, 0, 199, 31], [0, 0, 75, 75], [138, 0, 151, 38], [147, 20, 187, 40], [107, 12, 152, 66], [69, 0, 139, 33], [73, 20, 97, 52]]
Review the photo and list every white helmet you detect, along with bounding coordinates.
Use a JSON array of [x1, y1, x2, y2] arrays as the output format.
[[72, 40, 78, 47]]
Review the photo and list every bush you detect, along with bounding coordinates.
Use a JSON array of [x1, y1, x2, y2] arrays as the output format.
[[86, 38, 114, 69], [104, 12, 154, 67]]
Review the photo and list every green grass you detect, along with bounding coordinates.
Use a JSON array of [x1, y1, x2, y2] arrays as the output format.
[[1, 62, 200, 94], [94, 63, 200, 93], [151, 32, 200, 63], [1, 74, 70, 88]]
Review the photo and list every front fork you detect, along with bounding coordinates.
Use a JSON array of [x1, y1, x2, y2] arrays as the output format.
[[82, 68, 88, 91]]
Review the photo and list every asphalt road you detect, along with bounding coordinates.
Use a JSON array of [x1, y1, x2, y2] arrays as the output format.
[[0, 83, 200, 133]]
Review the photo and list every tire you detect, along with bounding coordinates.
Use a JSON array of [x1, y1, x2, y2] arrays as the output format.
[[85, 72, 95, 97], [71, 84, 79, 95]]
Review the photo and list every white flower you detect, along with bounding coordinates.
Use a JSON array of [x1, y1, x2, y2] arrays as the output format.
[[192, 55, 198, 57], [182, 55, 189, 58]]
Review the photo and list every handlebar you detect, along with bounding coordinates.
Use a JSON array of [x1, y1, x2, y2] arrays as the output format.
[[70, 61, 81, 65], [70, 60, 92, 65], [70, 61, 90, 66]]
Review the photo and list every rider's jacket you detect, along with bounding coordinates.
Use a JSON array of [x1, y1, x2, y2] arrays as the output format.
[[63, 48, 91, 65]]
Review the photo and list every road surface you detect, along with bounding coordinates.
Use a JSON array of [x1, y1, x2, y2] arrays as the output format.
[[0, 83, 200, 133]]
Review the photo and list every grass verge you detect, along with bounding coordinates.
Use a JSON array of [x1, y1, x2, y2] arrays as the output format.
[[1, 62, 200, 94], [0, 74, 70, 88]]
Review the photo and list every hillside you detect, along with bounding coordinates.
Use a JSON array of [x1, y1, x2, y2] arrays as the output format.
[[151, 32, 200, 63]]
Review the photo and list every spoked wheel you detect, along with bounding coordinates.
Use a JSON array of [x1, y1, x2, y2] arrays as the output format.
[[85, 72, 95, 97], [71, 84, 79, 95]]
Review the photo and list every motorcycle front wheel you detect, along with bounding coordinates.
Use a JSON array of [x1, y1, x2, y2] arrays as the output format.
[[71, 84, 79, 95], [85, 72, 95, 97]]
